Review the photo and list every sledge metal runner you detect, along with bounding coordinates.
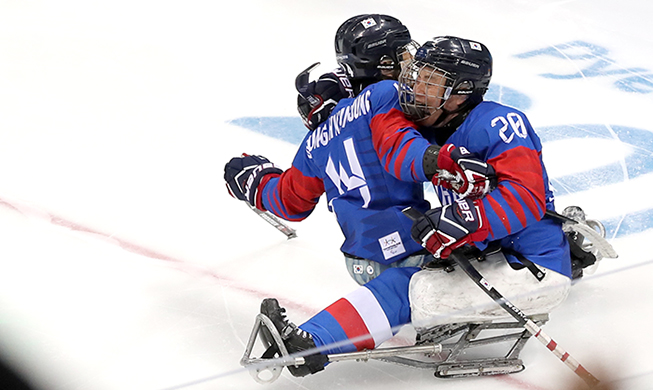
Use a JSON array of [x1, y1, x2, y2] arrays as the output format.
[[382, 314, 550, 378]]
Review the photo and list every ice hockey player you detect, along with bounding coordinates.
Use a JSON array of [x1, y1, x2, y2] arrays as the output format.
[[297, 14, 418, 131], [225, 17, 494, 286], [237, 36, 576, 378], [225, 78, 493, 287]]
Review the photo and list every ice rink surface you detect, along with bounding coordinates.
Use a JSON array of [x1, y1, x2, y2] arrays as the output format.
[[1, 0, 652, 389]]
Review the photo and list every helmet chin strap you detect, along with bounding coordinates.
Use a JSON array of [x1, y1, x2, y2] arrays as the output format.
[[432, 91, 480, 128], [431, 111, 449, 127]]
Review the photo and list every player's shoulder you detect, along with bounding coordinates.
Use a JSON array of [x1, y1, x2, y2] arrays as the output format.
[[363, 80, 400, 110], [331, 80, 397, 112], [464, 101, 530, 132], [365, 79, 400, 96], [468, 101, 529, 122], [460, 100, 537, 152]]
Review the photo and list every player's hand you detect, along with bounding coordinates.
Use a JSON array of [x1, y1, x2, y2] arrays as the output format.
[[296, 64, 354, 131], [224, 154, 282, 208], [409, 199, 488, 258], [435, 144, 497, 199]]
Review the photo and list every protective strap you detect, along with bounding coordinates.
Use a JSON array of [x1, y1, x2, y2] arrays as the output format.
[[502, 248, 546, 282], [419, 242, 545, 281], [480, 242, 546, 282]]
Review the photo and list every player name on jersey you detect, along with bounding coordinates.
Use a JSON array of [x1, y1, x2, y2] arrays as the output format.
[[306, 90, 372, 158]]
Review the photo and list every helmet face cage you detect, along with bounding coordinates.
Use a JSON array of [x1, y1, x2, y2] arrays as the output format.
[[398, 59, 454, 122], [379, 40, 420, 80], [397, 40, 419, 67]]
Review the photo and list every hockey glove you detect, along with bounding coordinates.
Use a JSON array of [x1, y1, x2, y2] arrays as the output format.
[[224, 154, 282, 208], [436, 144, 497, 199], [410, 198, 489, 259], [296, 65, 354, 131]]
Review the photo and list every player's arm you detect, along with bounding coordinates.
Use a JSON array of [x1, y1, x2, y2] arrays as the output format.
[[224, 154, 324, 221], [407, 141, 539, 258], [479, 144, 548, 240], [368, 83, 495, 197], [259, 166, 324, 221], [459, 112, 548, 241], [368, 83, 435, 182]]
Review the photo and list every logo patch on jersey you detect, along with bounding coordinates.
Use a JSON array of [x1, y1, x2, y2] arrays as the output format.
[[361, 18, 377, 29], [379, 231, 406, 260]]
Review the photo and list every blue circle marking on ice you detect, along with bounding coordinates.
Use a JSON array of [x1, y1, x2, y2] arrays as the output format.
[[538, 124, 653, 237], [514, 40, 653, 94], [228, 116, 307, 146], [484, 84, 532, 111]]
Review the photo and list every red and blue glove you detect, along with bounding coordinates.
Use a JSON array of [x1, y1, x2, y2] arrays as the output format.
[[410, 198, 489, 258], [224, 154, 282, 208], [436, 144, 497, 199]]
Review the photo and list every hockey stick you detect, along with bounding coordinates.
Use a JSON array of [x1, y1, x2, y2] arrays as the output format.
[[247, 203, 297, 239], [402, 207, 600, 387]]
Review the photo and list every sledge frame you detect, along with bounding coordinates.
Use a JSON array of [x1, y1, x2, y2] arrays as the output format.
[[240, 311, 549, 383]]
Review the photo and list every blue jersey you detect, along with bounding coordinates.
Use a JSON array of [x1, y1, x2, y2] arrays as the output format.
[[259, 80, 433, 264], [258, 82, 570, 277], [436, 101, 571, 277]]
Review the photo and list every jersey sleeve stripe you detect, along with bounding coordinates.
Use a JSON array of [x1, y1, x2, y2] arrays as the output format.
[[260, 167, 324, 221], [488, 146, 546, 213], [392, 138, 414, 179], [496, 186, 535, 231], [483, 194, 511, 238], [497, 183, 529, 227], [410, 160, 419, 181], [505, 181, 544, 221], [480, 145, 548, 239], [370, 108, 430, 182]]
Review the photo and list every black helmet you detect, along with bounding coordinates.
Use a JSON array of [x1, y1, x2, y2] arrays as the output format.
[[398, 36, 492, 121], [414, 36, 492, 96], [334, 14, 414, 83]]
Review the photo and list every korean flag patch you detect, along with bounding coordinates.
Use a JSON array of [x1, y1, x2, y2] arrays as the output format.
[[469, 41, 482, 51], [361, 17, 377, 29]]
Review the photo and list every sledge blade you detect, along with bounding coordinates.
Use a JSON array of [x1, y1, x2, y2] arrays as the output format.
[[570, 222, 618, 259], [435, 358, 525, 378]]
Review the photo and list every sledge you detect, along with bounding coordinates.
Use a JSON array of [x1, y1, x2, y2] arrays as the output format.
[[240, 309, 550, 384], [240, 206, 617, 385]]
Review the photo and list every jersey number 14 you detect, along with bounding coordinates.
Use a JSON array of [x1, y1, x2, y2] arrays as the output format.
[[325, 137, 371, 208]]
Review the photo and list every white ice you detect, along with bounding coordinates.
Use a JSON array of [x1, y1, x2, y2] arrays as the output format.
[[0, 1, 652, 389]]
